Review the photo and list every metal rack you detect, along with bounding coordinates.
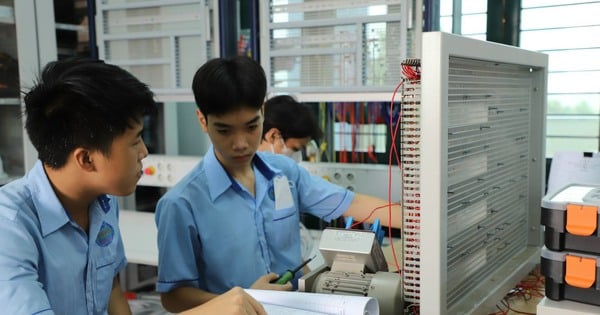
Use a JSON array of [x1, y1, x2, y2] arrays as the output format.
[[259, 0, 414, 103], [95, 0, 218, 103]]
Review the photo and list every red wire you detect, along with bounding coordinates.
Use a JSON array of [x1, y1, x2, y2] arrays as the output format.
[[350, 203, 401, 229], [489, 267, 545, 315], [367, 104, 378, 163], [360, 102, 365, 163], [338, 103, 347, 163], [388, 80, 404, 169], [349, 202, 401, 273], [385, 78, 407, 273], [406, 303, 420, 315], [349, 102, 357, 163], [344, 64, 423, 281], [387, 63, 422, 275]]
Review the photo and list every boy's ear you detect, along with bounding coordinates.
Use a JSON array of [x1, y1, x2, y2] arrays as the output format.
[[73, 148, 95, 171], [196, 109, 208, 132], [264, 127, 280, 143]]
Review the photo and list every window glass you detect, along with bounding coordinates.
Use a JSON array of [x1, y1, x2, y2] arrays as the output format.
[[547, 94, 600, 114], [547, 116, 600, 137], [546, 138, 599, 156], [440, 1, 453, 15], [548, 71, 600, 94], [520, 26, 600, 51], [522, 0, 599, 8], [460, 13, 486, 35], [440, 16, 452, 33], [520, 1, 600, 156], [449, 0, 600, 156], [546, 49, 600, 72], [462, 0, 487, 14], [521, 3, 600, 29]]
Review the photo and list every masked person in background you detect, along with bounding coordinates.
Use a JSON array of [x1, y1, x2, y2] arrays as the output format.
[[257, 95, 323, 163]]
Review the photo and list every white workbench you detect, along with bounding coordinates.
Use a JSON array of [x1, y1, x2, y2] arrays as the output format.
[[119, 210, 158, 266], [537, 297, 600, 315], [118, 210, 402, 271]]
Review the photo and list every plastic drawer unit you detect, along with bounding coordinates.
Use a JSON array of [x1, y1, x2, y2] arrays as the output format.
[[541, 246, 600, 305], [541, 184, 600, 253]]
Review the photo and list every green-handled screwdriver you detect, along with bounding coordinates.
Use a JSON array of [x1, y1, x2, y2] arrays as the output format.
[[272, 255, 316, 285]]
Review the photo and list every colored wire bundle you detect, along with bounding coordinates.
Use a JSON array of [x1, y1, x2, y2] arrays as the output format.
[[488, 266, 545, 315]]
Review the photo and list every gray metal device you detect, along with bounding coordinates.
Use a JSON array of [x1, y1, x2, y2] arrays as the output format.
[[318, 228, 388, 273], [299, 228, 402, 315]]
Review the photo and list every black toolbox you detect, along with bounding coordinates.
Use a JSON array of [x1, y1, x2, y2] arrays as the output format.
[[541, 246, 600, 305], [541, 184, 600, 253]]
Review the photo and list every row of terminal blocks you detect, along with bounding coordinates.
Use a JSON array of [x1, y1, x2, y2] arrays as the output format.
[[138, 154, 402, 201]]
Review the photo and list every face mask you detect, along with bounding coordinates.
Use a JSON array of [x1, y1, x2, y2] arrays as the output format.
[[279, 137, 291, 155], [280, 137, 303, 163], [288, 150, 303, 163]]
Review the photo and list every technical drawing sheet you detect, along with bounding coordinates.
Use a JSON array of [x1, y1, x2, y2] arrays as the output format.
[[245, 289, 379, 315]]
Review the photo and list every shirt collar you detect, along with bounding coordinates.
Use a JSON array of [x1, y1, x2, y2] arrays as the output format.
[[203, 147, 280, 201], [29, 160, 109, 237]]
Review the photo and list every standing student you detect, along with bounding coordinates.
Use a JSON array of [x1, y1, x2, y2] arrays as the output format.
[[257, 94, 323, 162], [0, 58, 265, 315], [257, 94, 324, 263], [154, 56, 402, 313]]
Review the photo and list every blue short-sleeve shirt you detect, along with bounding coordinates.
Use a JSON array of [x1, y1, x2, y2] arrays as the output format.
[[155, 148, 354, 294], [0, 161, 127, 315]]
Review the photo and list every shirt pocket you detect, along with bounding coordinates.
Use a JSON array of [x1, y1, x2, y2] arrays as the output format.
[[272, 205, 297, 221], [93, 250, 117, 313], [270, 205, 299, 249]]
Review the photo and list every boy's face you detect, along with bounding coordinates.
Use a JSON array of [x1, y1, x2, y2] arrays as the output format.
[[91, 119, 148, 196], [280, 137, 312, 154], [197, 107, 263, 171]]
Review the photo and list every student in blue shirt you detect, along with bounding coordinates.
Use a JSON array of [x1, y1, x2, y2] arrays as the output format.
[[155, 56, 402, 313], [0, 58, 266, 315]]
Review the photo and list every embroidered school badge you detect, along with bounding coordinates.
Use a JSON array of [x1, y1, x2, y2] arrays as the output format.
[[96, 221, 114, 247]]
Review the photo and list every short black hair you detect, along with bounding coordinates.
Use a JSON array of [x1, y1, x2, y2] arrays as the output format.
[[24, 58, 156, 169], [192, 56, 266, 117], [263, 95, 323, 141]]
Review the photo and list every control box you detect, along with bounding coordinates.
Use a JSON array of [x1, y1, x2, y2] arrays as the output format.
[[138, 154, 201, 187]]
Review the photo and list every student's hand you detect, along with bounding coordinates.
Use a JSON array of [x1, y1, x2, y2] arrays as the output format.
[[250, 272, 293, 291], [178, 287, 266, 315]]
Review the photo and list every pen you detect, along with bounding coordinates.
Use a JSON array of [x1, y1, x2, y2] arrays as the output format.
[[272, 255, 316, 285]]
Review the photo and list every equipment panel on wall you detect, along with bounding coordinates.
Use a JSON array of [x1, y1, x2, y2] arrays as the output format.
[[299, 162, 402, 202], [259, 0, 413, 102], [95, 0, 216, 101]]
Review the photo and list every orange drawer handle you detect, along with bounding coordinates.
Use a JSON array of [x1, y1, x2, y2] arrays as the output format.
[[566, 204, 597, 236], [565, 255, 596, 288]]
